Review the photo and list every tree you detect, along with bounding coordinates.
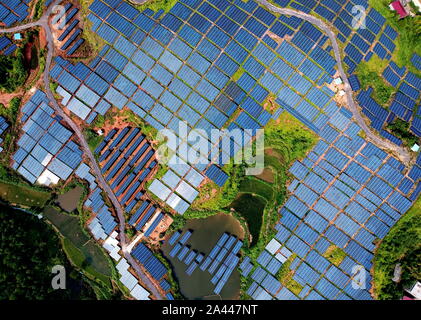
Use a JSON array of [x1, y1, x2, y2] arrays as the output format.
[[0, 49, 27, 93], [0, 204, 96, 300]]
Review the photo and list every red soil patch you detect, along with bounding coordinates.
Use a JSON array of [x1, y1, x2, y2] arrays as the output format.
[[0, 92, 23, 107], [39, 28, 47, 48], [148, 214, 174, 244]]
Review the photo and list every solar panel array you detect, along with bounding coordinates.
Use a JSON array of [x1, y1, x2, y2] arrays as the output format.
[[166, 230, 243, 294], [11, 95, 150, 301], [50, 0, 360, 214], [75, 162, 98, 190], [78, 164, 151, 299], [115, 254, 151, 300], [303, 0, 421, 146], [271, 0, 397, 74], [8, 0, 417, 301], [148, 161, 204, 214], [0, 35, 17, 55], [0, 0, 30, 27], [411, 54, 421, 70], [94, 127, 169, 235], [244, 114, 420, 299], [53, 2, 84, 56], [132, 242, 168, 281], [12, 90, 83, 185], [0, 116, 9, 153], [85, 186, 119, 238], [354, 58, 421, 143]]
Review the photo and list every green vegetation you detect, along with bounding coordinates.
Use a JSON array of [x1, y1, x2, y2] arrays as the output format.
[[323, 245, 347, 266], [386, 118, 419, 147], [84, 128, 104, 152], [0, 204, 96, 299], [125, 225, 136, 240], [132, 0, 178, 13], [0, 97, 21, 161], [264, 112, 319, 161], [187, 111, 317, 263], [80, 0, 107, 54], [123, 109, 158, 141], [355, 56, 394, 106], [92, 114, 105, 128], [0, 49, 27, 93], [0, 97, 20, 124], [44, 207, 113, 289], [232, 67, 246, 82], [61, 238, 110, 285], [276, 253, 303, 295], [186, 162, 245, 218], [409, 1, 420, 13], [166, 213, 187, 235], [33, 0, 45, 20], [0, 180, 51, 207], [154, 162, 169, 180], [50, 81, 59, 95], [369, 0, 421, 74], [238, 177, 274, 202], [373, 197, 421, 300]]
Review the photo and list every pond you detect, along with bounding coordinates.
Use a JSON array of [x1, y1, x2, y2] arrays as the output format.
[[162, 213, 245, 300], [230, 193, 267, 246], [56, 186, 84, 213]]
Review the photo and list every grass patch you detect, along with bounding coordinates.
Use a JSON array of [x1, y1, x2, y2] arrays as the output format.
[[276, 253, 303, 295], [277, 254, 295, 281], [84, 128, 104, 152], [187, 162, 245, 217], [0, 180, 51, 207], [285, 277, 304, 296], [79, 0, 107, 54], [232, 67, 245, 82], [255, 167, 275, 183], [131, 0, 178, 13], [372, 197, 421, 300], [33, 0, 45, 20], [0, 98, 23, 164], [122, 109, 158, 142], [265, 112, 319, 161], [239, 177, 274, 202], [355, 55, 394, 106], [323, 245, 347, 266]]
